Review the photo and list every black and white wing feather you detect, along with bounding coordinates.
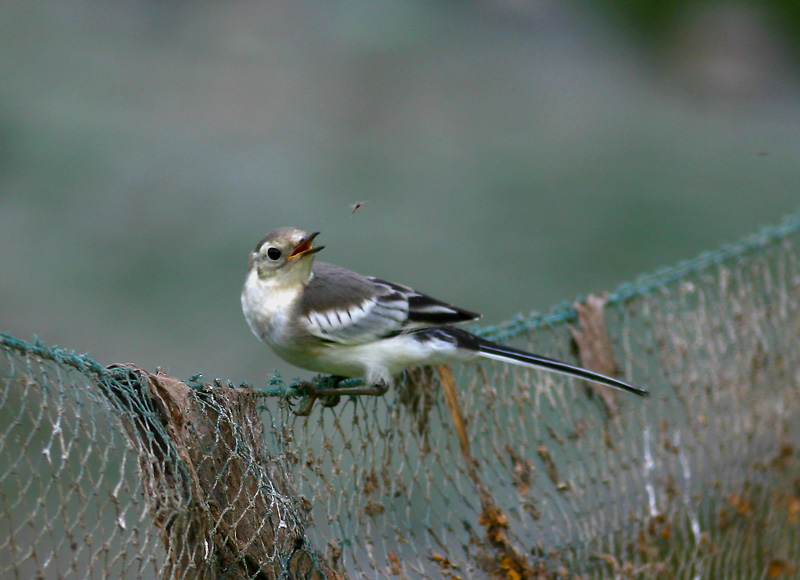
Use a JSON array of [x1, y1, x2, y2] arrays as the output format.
[[296, 262, 480, 345]]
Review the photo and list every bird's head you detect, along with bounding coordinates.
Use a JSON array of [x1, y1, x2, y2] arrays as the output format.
[[249, 227, 324, 284]]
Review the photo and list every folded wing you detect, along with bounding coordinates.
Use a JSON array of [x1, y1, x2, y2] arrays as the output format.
[[297, 263, 480, 345]]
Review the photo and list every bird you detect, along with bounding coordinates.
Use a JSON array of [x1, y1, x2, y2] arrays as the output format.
[[241, 227, 648, 413]]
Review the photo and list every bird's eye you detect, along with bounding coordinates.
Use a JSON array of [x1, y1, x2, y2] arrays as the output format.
[[267, 247, 281, 261]]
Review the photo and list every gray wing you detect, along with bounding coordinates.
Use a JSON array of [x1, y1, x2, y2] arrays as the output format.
[[296, 262, 480, 345]]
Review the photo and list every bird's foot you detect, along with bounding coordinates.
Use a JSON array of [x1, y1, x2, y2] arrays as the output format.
[[292, 378, 389, 416]]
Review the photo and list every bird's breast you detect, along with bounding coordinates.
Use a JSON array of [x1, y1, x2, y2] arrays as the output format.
[[241, 271, 302, 346]]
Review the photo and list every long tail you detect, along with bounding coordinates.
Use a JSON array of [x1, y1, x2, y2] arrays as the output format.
[[477, 338, 648, 398], [424, 327, 648, 398]]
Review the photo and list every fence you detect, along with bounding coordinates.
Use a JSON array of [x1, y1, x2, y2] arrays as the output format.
[[3, 213, 800, 579]]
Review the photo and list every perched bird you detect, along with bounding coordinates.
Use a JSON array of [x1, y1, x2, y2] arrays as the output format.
[[242, 228, 647, 412]]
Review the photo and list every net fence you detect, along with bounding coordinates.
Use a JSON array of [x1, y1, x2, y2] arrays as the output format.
[[3, 213, 800, 579]]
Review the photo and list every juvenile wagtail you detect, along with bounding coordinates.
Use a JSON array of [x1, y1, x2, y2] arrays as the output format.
[[242, 227, 647, 411]]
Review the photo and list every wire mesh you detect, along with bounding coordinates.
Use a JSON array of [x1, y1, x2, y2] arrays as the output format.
[[0, 349, 166, 579], [2, 214, 800, 579]]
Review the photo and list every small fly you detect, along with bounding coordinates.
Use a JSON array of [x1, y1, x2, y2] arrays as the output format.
[[350, 201, 368, 215]]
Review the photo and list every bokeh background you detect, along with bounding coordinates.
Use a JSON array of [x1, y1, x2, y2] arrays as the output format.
[[1, 0, 799, 384]]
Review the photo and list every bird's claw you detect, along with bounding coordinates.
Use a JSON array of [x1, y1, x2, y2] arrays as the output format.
[[292, 381, 337, 416], [291, 378, 389, 415]]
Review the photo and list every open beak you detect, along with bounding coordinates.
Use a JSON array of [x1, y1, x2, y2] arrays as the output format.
[[287, 232, 324, 260]]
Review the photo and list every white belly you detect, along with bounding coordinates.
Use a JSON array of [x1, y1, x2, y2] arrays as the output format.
[[286, 333, 474, 385]]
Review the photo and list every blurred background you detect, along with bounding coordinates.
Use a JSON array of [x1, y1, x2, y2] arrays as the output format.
[[1, 0, 799, 383]]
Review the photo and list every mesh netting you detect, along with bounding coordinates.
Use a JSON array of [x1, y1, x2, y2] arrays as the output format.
[[3, 214, 800, 579]]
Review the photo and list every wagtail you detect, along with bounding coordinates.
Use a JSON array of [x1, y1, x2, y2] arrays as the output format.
[[242, 228, 647, 412]]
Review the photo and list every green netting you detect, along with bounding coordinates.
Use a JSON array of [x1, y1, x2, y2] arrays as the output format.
[[3, 213, 800, 579]]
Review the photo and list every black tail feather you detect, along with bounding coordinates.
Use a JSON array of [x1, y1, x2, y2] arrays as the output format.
[[434, 327, 648, 398], [477, 339, 648, 398]]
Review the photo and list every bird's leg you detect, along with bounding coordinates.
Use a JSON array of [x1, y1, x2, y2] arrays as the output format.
[[292, 377, 390, 416]]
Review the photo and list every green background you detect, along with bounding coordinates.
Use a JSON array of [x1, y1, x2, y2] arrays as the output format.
[[1, 1, 799, 383]]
